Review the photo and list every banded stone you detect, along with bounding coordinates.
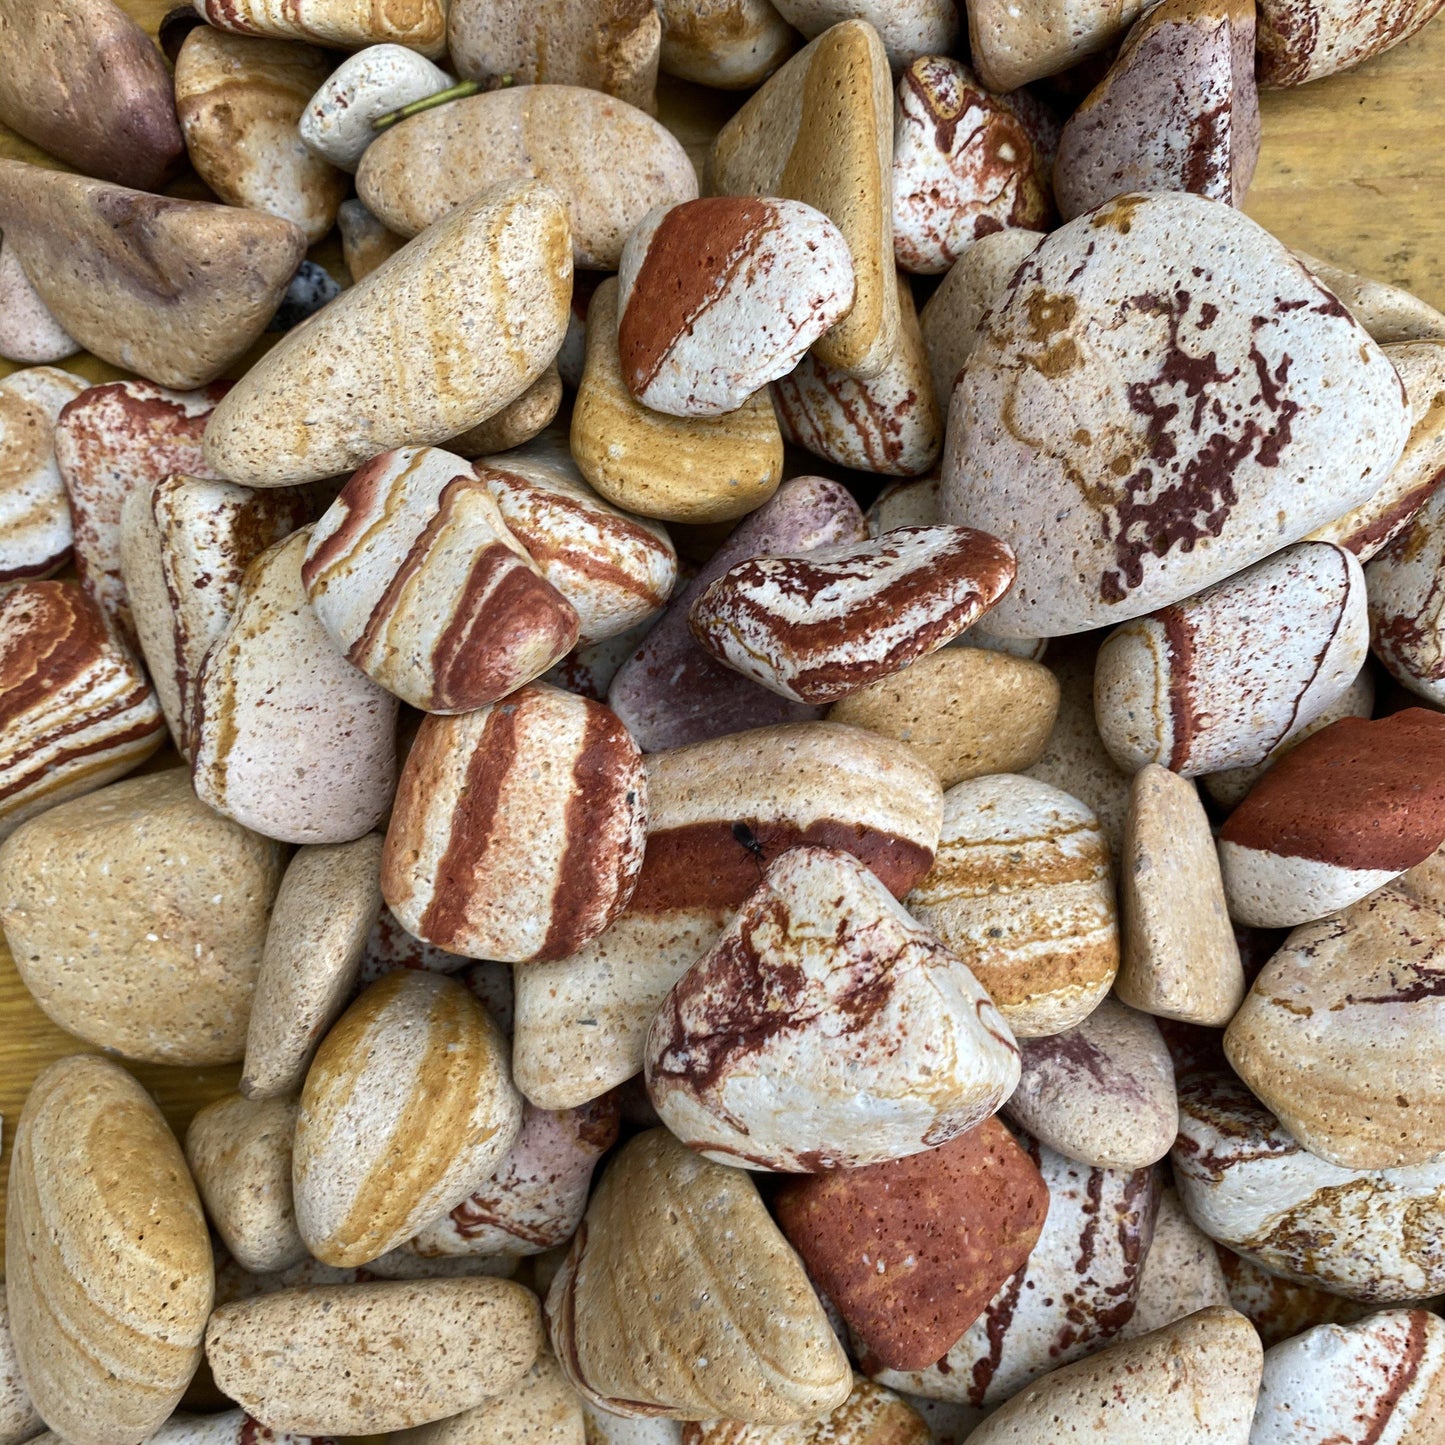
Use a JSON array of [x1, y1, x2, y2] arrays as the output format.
[[191, 0, 448, 56], [0, 365, 85, 583]]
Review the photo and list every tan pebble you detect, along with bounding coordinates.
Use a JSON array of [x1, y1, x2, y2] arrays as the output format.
[[686, 1379, 931, 1445], [582, 1406, 684, 1445], [967, 0, 1150, 89], [362, 1249, 520, 1282], [336, 197, 406, 282], [242, 834, 385, 1101], [0, 365, 85, 582], [212, 1255, 376, 1306], [0, 1295, 42, 1445], [1117, 1187, 1231, 1339], [0, 240, 78, 365], [657, 0, 798, 87], [1116, 764, 1243, 1025], [294, 970, 523, 1266], [7, 1056, 213, 1444], [773, 0, 955, 66], [571, 278, 783, 522], [175, 28, 345, 245], [1294, 248, 1445, 343], [205, 1278, 542, 1434], [192, 0, 447, 56], [1256, 0, 1441, 83], [203, 182, 572, 488], [827, 645, 1059, 786], [453, 367, 563, 457], [186, 1094, 307, 1274], [547, 1128, 853, 1420], [907, 774, 1118, 1037], [392, 1348, 585, 1445]]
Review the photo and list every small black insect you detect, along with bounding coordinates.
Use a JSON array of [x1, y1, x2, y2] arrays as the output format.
[[731, 821, 766, 866]]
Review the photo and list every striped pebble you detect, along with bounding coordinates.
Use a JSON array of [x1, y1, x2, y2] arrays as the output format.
[[0, 366, 85, 582], [191, 0, 448, 56], [1094, 540, 1369, 776], [302, 447, 580, 713], [1367, 473, 1445, 704], [381, 683, 647, 963], [616, 196, 855, 418], [53, 379, 227, 642], [192, 529, 399, 845], [0, 580, 164, 839], [644, 845, 1020, 1172], [689, 526, 1016, 704], [478, 432, 677, 645], [1174, 1072, 1445, 1303]]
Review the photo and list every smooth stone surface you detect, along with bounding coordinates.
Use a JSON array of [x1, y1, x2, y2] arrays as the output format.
[[206, 1280, 542, 1434], [1367, 465, 1445, 704], [1117, 764, 1244, 1025], [294, 970, 523, 1267], [1054, 0, 1259, 221], [0, 161, 306, 390], [907, 774, 1118, 1037], [390, 1349, 585, 1445], [657, 0, 798, 87], [192, 0, 448, 56], [1295, 249, 1445, 344], [1256, 0, 1443, 83], [358, 87, 695, 267], [0, 365, 85, 583], [205, 182, 571, 488], [7, 1056, 213, 1445], [1117, 1186, 1231, 1340], [0, 241, 78, 364], [967, 0, 1149, 89], [545, 1128, 853, 1420], [711, 20, 898, 380], [572, 278, 783, 522], [939, 192, 1411, 639], [772, 0, 956, 67], [453, 367, 563, 457]]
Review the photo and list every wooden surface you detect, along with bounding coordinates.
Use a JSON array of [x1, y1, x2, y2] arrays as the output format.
[[2, 7, 1445, 1261]]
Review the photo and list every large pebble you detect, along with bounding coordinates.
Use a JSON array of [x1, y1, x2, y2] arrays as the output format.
[[546, 1128, 852, 1420], [7, 1056, 213, 1444], [294, 970, 523, 1266], [772, 0, 956, 67], [1367, 466, 1445, 703], [1256, 0, 1442, 83], [204, 182, 571, 488], [0, 162, 306, 390], [907, 773, 1118, 1037], [192, 529, 398, 844], [645, 844, 1020, 1171], [656, 0, 798, 87], [0, 242, 77, 364], [358, 88, 695, 267], [206, 1280, 541, 1434], [192, 0, 447, 56], [940, 192, 1411, 638], [967, 0, 1149, 89], [1296, 248, 1445, 343], [0, 365, 85, 583]]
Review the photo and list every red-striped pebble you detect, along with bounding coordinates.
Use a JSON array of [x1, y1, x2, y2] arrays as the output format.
[[0, 365, 85, 583]]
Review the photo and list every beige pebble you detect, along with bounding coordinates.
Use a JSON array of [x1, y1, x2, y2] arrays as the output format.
[[186, 1094, 307, 1274], [968, 0, 1149, 89], [0, 1295, 41, 1445], [241, 834, 385, 1101], [657, 0, 798, 87], [1294, 248, 1445, 343], [0, 240, 78, 365], [827, 646, 1059, 787], [7, 1056, 213, 1444], [0, 768, 286, 1065], [0, 365, 85, 582], [205, 1279, 542, 1435], [391, 1348, 585, 1445], [293, 970, 523, 1266], [1116, 764, 1244, 1025], [687, 1379, 931, 1445], [192, 0, 447, 55], [454, 367, 564, 458], [1117, 1187, 1232, 1340], [337, 198, 406, 282]]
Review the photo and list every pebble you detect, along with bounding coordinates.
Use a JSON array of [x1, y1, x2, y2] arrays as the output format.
[[302, 447, 580, 711], [175, 28, 346, 246], [1217, 710, 1445, 927], [826, 645, 1060, 787], [0, 0, 184, 189], [406, 1096, 620, 1258], [53, 379, 227, 644], [1256, 0, 1442, 83], [545, 1128, 853, 1420], [967, 0, 1149, 89], [1054, 0, 1260, 221], [391, 1349, 585, 1445], [0, 1295, 39, 1445], [0, 241, 78, 364], [192, 0, 448, 56], [1295, 247, 1445, 343], [1172, 1071, 1445, 1301], [711, 20, 898, 379], [1117, 1186, 1231, 1339], [617, 196, 855, 417], [205, 181, 571, 488], [191, 529, 400, 845], [186, 1093, 307, 1274], [206, 1279, 542, 1434], [891, 57, 1048, 275], [0, 161, 307, 390], [293, 970, 523, 1266], [119, 474, 314, 756], [300, 44, 453, 172], [774, 1118, 1048, 1371], [1250, 1309, 1445, 1445], [571, 277, 783, 522], [1094, 541, 1369, 775], [774, 1, 956, 67], [337, 197, 406, 281], [0, 767, 285, 1062], [447, 0, 661, 110], [1216, 1248, 1373, 1348], [688, 1380, 932, 1445], [266, 257, 342, 332], [1367, 467, 1445, 703], [0, 365, 84, 582], [907, 773, 1118, 1037], [873, 1139, 1159, 1404], [7, 1056, 213, 1444], [962, 1307, 1261, 1445], [544, 622, 656, 702], [453, 366, 563, 456], [241, 833, 385, 1100], [1117, 764, 1244, 1024], [689, 525, 1016, 704], [645, 844, 1020, 1170], [774, 276, 944, 475], [357, 88, 696, 268], [382, 684, 646, 963], [656, 0, 798, 88], [1003, 997, 1177, 1170], [608, 475, 867, 750], [940, 192, 1411, 638]]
